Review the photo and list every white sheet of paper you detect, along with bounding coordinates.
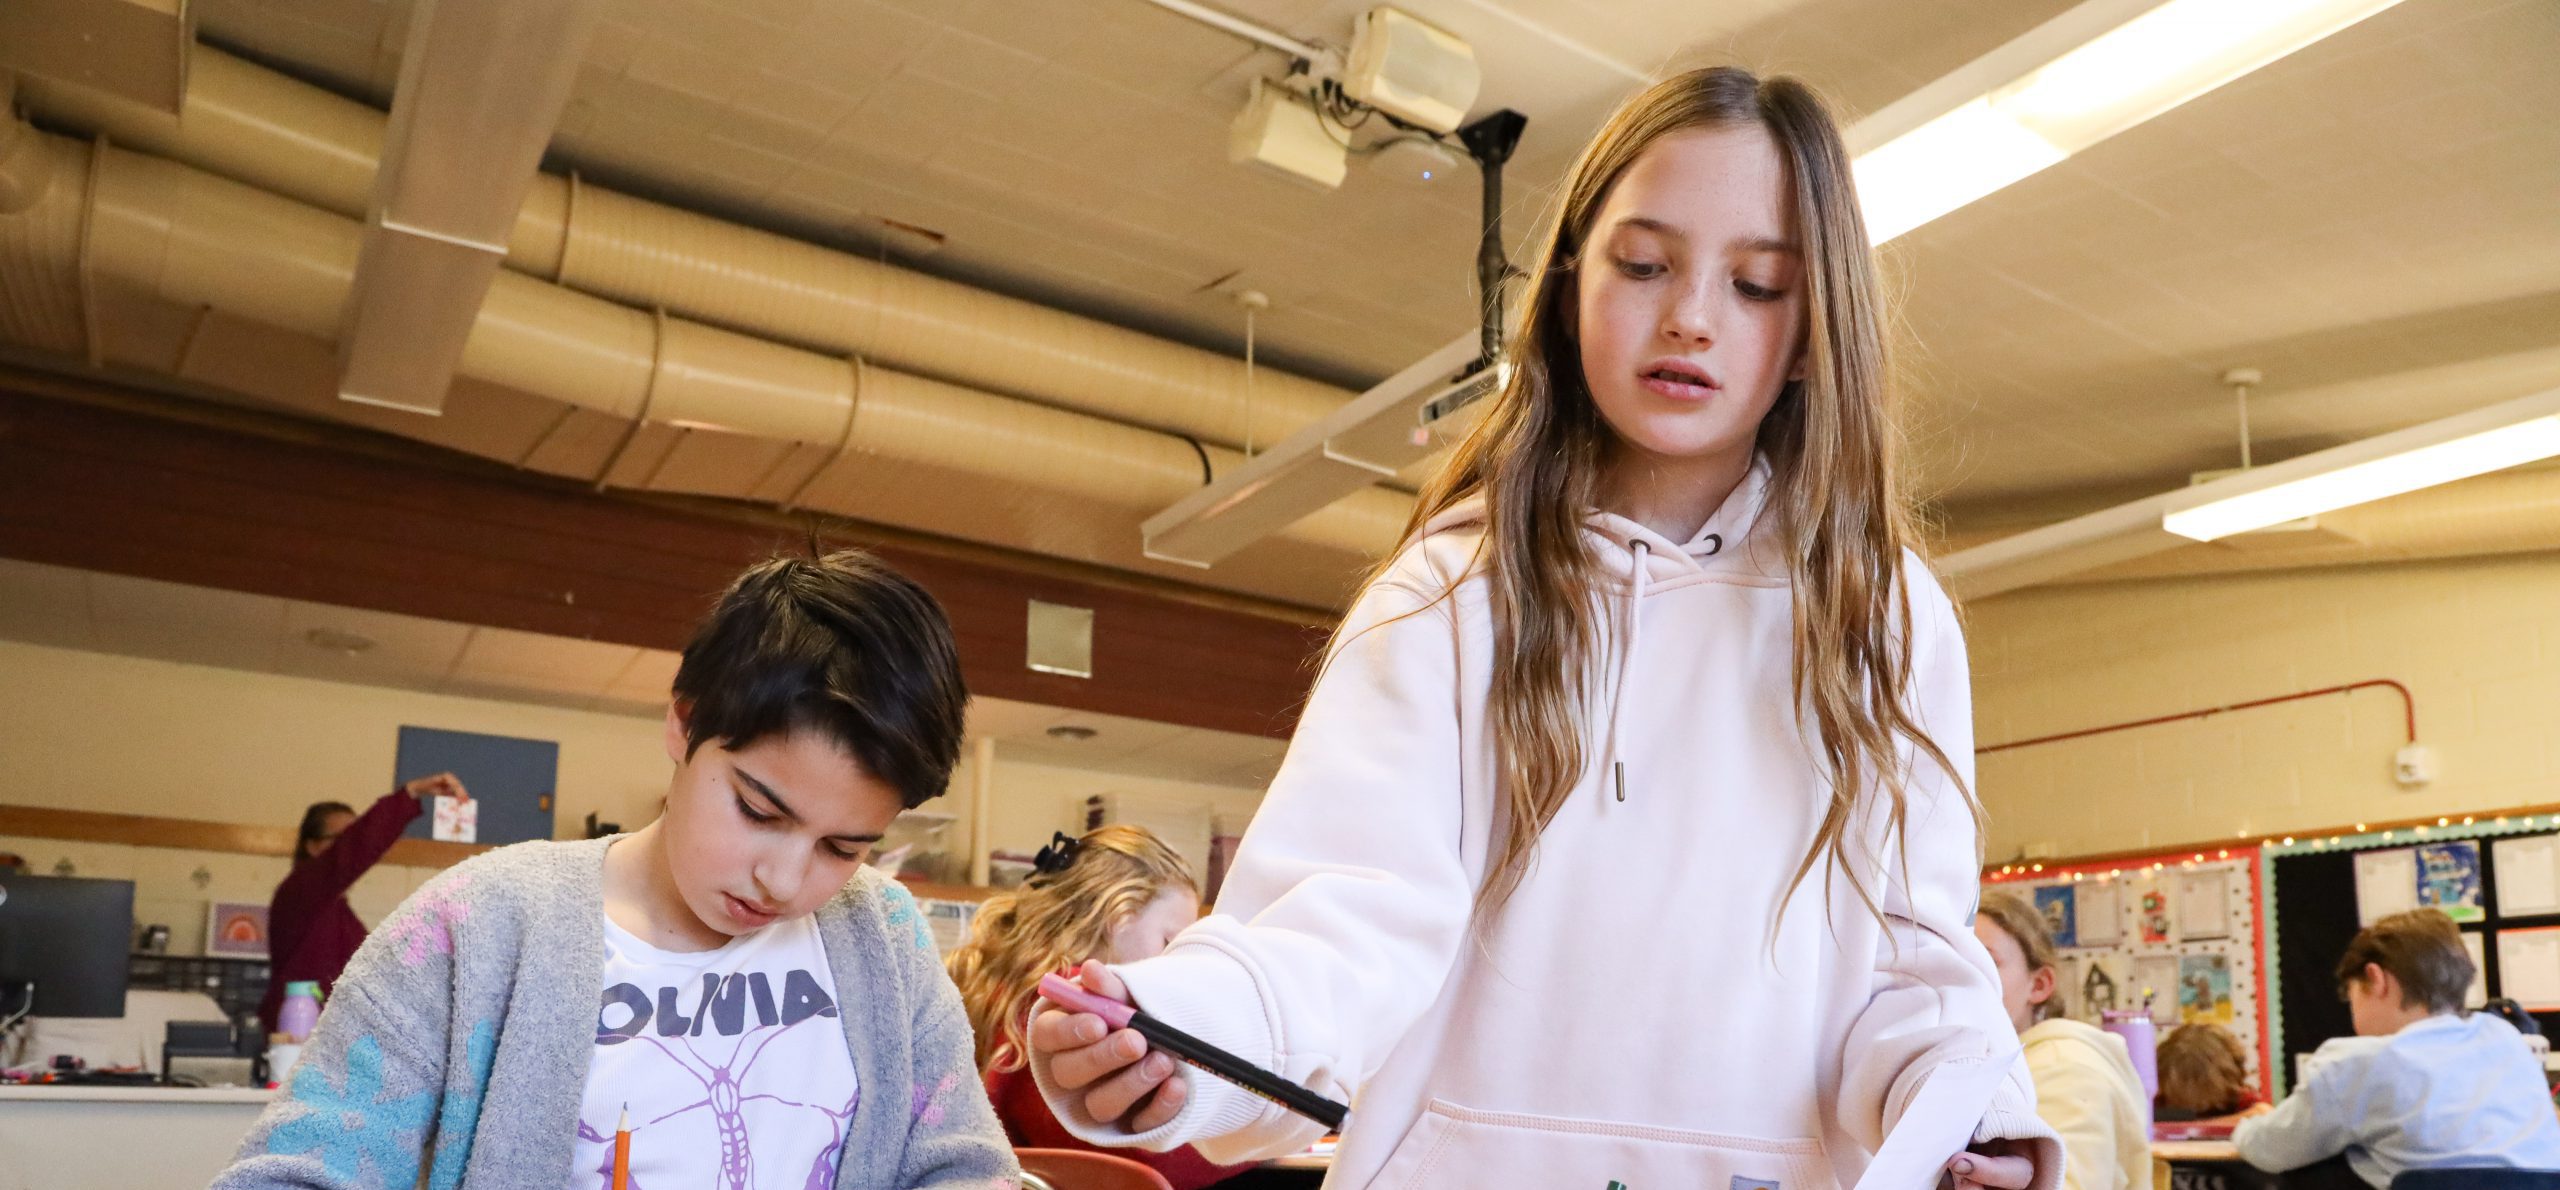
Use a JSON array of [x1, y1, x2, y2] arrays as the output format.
[[2463, 931, 2489, 1008], [2496, 836, 2560, 916], [2177, 869, 2232, 939], [2355, 847, 2419, 925], [2135, 956, 2182, 1025], [2498, 929, 2560, 1011], [2075, 881, 2124, 946], [431, 795, 477, 844]]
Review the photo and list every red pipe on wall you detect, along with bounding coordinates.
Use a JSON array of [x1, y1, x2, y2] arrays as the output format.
[[1978, 679, 2417, 755]]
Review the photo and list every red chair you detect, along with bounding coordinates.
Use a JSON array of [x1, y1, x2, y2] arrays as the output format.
[[1014, 1147, 1177, 1190]]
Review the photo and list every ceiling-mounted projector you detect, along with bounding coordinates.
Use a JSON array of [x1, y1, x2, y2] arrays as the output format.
[[1230, 77, 1347, 189], [1342, 7, 1479, 134]]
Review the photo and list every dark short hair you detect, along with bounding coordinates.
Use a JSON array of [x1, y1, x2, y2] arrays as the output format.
[[672, 549, 967, 809], [295, 800, 355, 864], [2335, 909, 2473, 1015]]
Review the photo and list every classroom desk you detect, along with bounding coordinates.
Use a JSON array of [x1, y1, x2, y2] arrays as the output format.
[[0, 1084, 270, 1190], [2156, 1141, 2244, 1163], [2154, 1139, 2256, 1190]]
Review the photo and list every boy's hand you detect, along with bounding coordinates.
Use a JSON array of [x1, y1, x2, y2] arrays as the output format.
[[403, 773, 469, 802], [1029, 963, 1187, 1133], [1944, 1140, 2035, 1190]]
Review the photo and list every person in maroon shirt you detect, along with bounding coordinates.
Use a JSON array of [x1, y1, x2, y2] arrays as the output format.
[[948, 827, 1257, 1190], [257, 772, 468, 1036]]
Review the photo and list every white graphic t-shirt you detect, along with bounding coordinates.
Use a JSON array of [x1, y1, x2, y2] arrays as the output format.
[[570, 911, 859, 1190]]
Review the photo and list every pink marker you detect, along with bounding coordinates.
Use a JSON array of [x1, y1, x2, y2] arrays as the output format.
[[1038, 972, 1348, 1130]]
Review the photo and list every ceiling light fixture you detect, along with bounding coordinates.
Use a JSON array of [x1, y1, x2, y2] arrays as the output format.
[[304, 627, 377, 655], [1045, 725, 1099, 742], [1854, 0, 2405, 243], [1940, 382, 2560, 596], [2163, 401, 2560, 541]]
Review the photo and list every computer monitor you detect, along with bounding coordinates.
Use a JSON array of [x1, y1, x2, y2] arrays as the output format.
[[0, 874, 134, 1019]]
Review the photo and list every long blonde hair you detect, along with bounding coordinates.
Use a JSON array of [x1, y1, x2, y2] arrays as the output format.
[[944, 825, 1197, 1071], [1392, 65, 1969, 919]]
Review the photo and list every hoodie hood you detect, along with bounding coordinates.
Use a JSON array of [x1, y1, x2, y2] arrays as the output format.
[[1406, 454, 1787, 802], [1412, 454, 1784, 589]]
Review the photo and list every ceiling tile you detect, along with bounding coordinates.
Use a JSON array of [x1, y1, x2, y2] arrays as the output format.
[[446, 627, 645, 699], [88, 574, 289, 673], [277, 600, 474, 690]]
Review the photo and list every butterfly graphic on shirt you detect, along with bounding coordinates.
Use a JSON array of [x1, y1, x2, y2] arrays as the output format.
[[582, 969, 859, 1190]]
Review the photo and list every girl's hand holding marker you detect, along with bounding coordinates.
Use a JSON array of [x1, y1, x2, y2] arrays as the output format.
[[1032, 963, 1190, 1133]]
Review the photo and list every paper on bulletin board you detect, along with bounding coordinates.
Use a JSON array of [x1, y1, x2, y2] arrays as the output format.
[[2497, 927, 2560, 1011], [2135, 955, 2181, 1025], [2417, 840, 2483, 923], [431, 795, 478, 844], [2495, 835, 2560, 917], [2462, 931, 2489, 1008], [2076, 880, 2125, 946], [2034, 885, 2078, 948], [2177, 868, 2233, 939], [2139, 886, 2173, 944], [2179, 953, 2234, 1024], [2356, 847, 2420, 925], [2077, 954, 2130, 1018]]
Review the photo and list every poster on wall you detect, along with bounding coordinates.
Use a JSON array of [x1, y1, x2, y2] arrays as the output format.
[[2355, 847, 2420, 925], [2077, 880, 2124, 946], [2139, 887, 2174, 944], [2034, 885, 2079, 949], [207, 902, 270, 958], [2135, 955, 2182, 1024], [2177, 868, 2234, 940], [2180, 953, 2235, 1023], [2417, 841, 2484, 922]]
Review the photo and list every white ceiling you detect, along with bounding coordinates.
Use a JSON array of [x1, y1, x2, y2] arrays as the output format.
[[0, 556, 1287, 791], [185, 0, 2560, 521]]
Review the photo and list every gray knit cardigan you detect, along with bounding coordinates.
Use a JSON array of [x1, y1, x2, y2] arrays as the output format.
[[210, 836, 1018, 1189]]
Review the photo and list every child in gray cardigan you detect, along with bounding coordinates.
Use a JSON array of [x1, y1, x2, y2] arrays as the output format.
[[213, 550, 1018, 1190]]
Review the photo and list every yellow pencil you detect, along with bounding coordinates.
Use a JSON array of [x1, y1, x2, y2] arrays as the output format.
[[612, 1103, 630, 1190]]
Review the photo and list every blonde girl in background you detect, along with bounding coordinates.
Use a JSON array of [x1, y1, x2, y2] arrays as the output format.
[[948, 826, 1252, 1189], [1027, 65, 2062, 1189], [1977, 891, 2152, 1190]]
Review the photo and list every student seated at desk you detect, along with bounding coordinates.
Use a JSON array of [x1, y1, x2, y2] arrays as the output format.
[[1978, 892, 2152, 1190], [948, 827, 1254, 1190], [2234, 910, 2560, 1187], [2157, 1023, 2265, 1124], [209, 550, 1015, 1189]]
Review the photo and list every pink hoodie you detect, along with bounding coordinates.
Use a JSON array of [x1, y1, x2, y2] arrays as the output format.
[[1035, 461, 2060, 1189]]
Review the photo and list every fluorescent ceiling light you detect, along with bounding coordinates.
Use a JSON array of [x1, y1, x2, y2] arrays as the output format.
[[1855, 99, 2066, 245], [1856, 0, 2403, 243], [2164, 416, 2560, 541]]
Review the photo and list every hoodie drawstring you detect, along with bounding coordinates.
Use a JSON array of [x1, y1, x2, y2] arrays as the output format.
[[1606, 540, 1649, 802]]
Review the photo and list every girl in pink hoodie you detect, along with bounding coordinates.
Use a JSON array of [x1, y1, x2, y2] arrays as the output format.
[[1030, 65, 2059, 1190]]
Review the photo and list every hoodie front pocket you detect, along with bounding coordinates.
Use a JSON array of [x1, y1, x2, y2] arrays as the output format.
[[1366, 1099, 1833, 1190]]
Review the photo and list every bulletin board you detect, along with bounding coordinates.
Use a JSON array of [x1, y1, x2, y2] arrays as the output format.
[[2265, 813, 2560, 1096], [393, 725, 559, 847], [1984, 844, 2272, 1101]]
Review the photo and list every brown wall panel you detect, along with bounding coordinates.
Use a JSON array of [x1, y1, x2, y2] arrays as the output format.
[[0, 383, 1328, 738]]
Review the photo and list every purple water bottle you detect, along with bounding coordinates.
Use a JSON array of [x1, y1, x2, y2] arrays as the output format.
[[2103, 1006, 2159, 1122], [278, 980, 323, 1042]]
